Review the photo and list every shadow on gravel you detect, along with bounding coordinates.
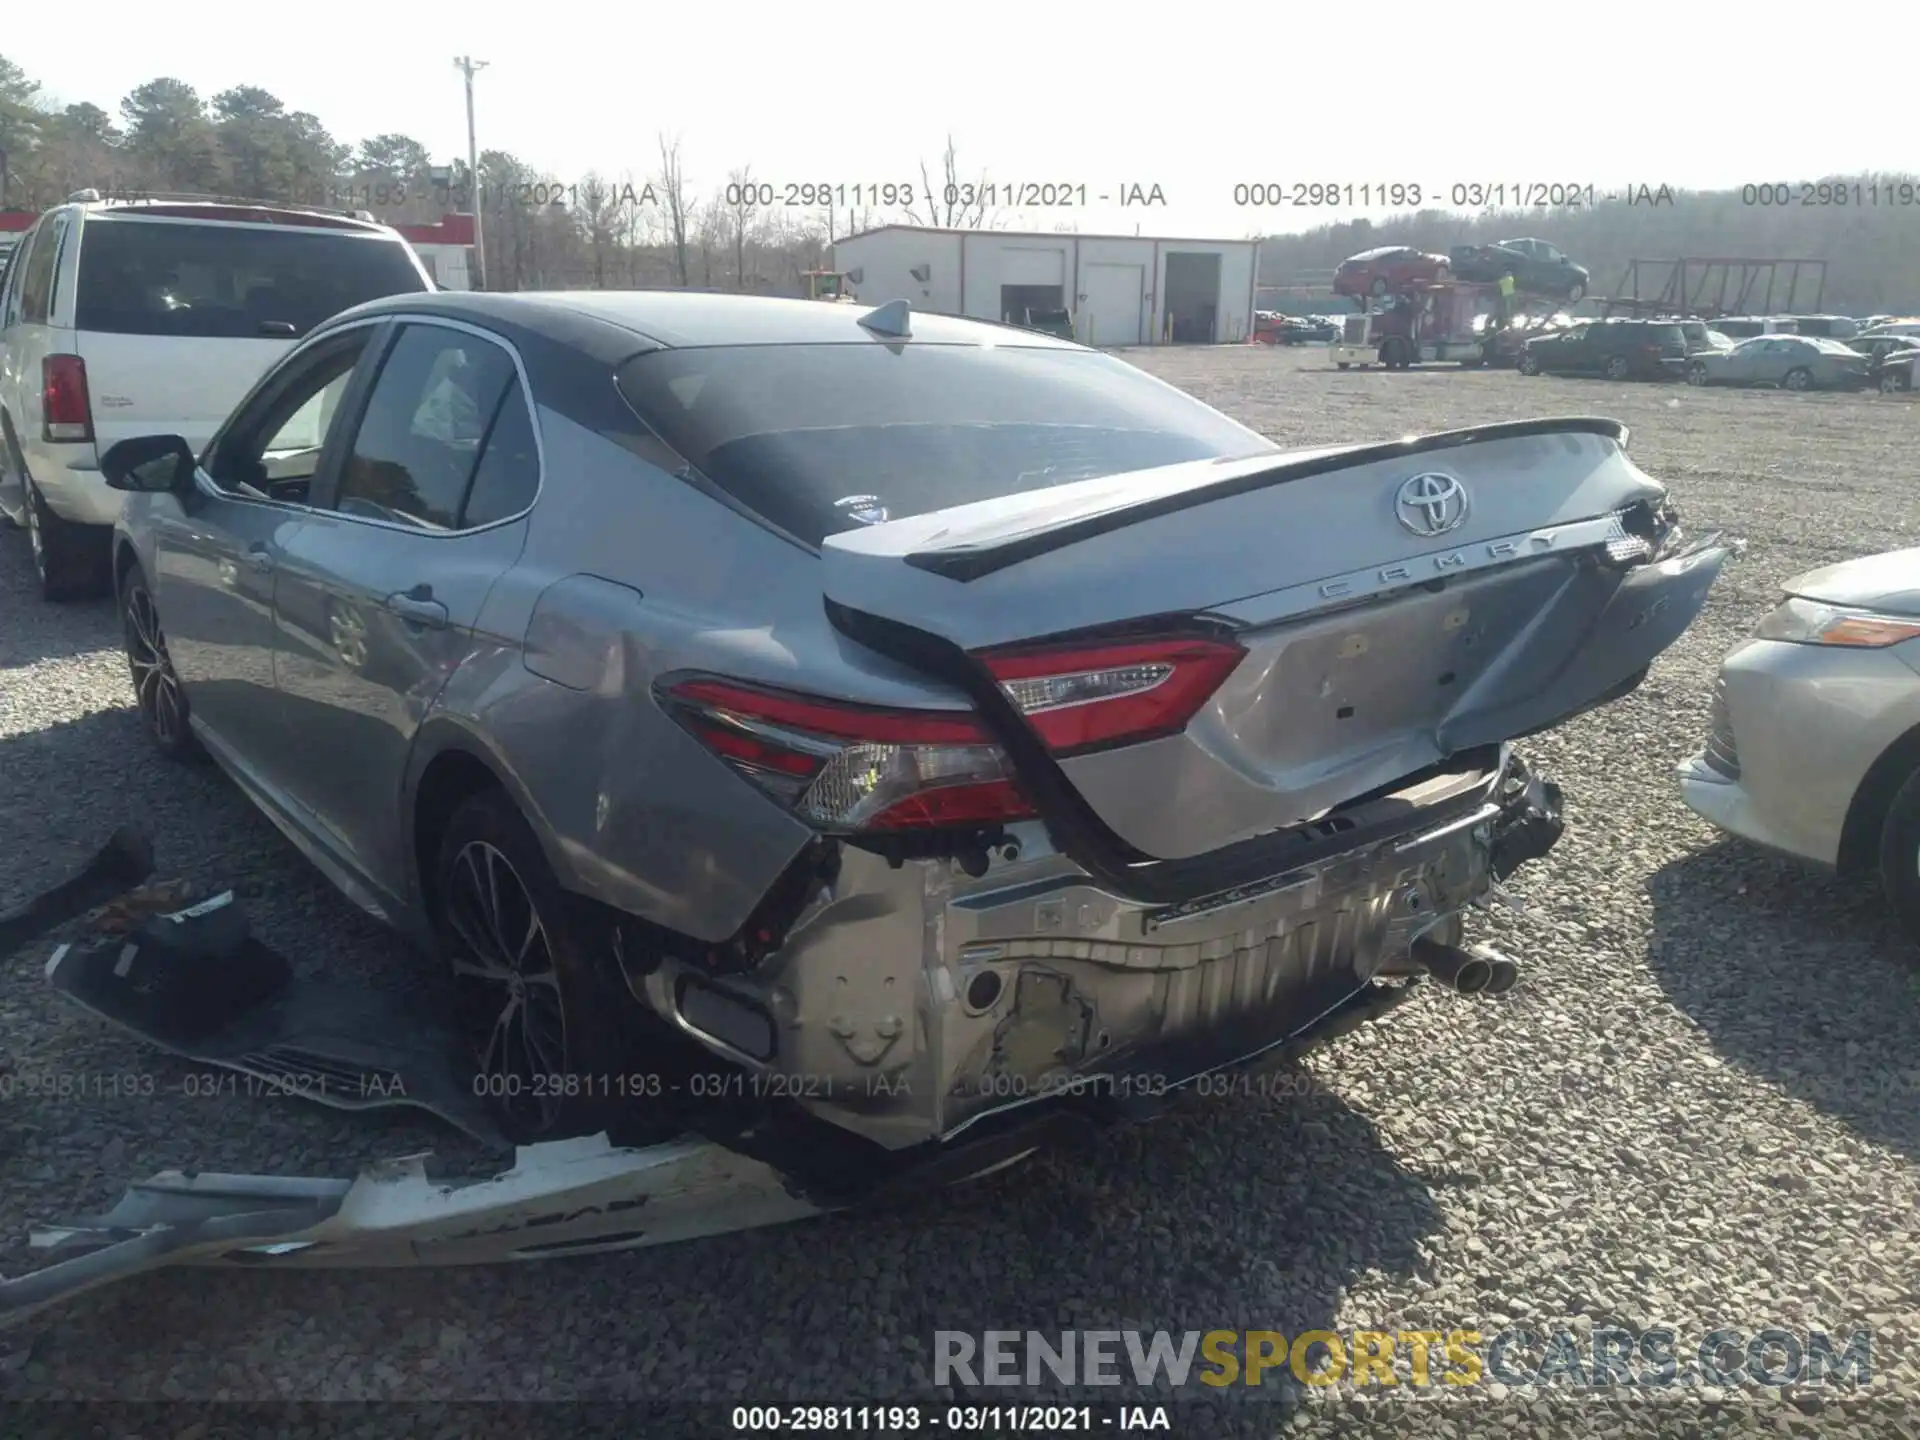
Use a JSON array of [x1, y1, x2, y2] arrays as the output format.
[[19, 1055, 1443, 1415], [1646, 838, 1920, 1161]]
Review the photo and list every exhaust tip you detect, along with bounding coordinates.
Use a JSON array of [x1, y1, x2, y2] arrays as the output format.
[[1483, 957, 1521, 995], [1453, 959, 1494, 995]]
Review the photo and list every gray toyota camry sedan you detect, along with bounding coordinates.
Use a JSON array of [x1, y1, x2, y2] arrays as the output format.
[[101, 290, 1727, 1166]]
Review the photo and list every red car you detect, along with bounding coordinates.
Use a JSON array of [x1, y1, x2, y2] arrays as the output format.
[[1332, 246, 1451, 299]]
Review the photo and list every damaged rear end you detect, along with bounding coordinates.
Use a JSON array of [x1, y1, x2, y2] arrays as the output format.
[[648, 415, 1726, 1153]]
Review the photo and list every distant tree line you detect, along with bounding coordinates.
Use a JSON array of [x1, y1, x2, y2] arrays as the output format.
[[3, 55, 1913, 310]]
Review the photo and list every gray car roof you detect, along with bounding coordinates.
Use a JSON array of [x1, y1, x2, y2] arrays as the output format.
[[332, 289, 1086, 353]]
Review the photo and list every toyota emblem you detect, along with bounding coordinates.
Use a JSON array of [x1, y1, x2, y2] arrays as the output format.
[[1394, 472, 1470, 537]]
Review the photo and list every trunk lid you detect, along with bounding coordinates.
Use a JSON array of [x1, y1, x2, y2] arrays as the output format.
[[824, 417, 1728, 861]]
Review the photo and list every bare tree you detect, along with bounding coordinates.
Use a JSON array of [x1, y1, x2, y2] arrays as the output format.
[[694, 195, 727, 288], [655, 133, 691, 287], [724, 165, 762, 287], [574, 171, 617, 288], [904, 135, 997, 229]]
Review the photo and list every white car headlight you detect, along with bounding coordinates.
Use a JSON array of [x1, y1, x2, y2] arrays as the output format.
[[1756, 596, 1920, 647]]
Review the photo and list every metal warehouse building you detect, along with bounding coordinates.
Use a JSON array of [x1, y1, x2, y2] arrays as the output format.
[[830, 224, 1260, 346]]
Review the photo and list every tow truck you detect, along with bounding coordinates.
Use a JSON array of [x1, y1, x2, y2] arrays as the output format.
[[1329, 280, 1502, 369]]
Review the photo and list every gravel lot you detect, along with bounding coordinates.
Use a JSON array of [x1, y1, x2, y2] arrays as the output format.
[[2, 347, 1918, 1437]]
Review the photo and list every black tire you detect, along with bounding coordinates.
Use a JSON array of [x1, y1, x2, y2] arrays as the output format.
[[1782, 367, 1813, 392], [118, 561, 201, 760], [1604, 354, 1631, 381], [1518, 351, 1541, 376], [1877, 769, 1920, 953], [25, 479, 109, 602], [1335, 362, 1351, 370], [432, 788, 648, 1144], [1566, 280, 1586, 303], [1687, 362, 1708, 387]]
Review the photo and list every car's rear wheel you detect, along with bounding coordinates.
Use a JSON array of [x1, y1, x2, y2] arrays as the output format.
[[119, 561, 201, 759], [1604, 355, 1631, 381], [1876, 769, 1920, 957], [1879, 370, 1906, 394], [26, 479, 108, 602], [1782, 367, 1813, 392], [1565, 281, 1586, 303], [1518, 352, 1541, 376], [433, 788, 647, 1144], [1686, 362, 1708, 386]]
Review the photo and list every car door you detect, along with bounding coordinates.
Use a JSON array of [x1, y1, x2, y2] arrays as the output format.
[[152, 321, 382, 776], [1717, 339, 1764, 382], [270, 317, 540, 904]]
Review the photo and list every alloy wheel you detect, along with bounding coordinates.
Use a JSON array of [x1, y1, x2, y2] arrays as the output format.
[[1784, 368, 1811, 391], [445, 839, 570, 1135], [1881, 372, 1902, 394], [124, 582, 186, 747]]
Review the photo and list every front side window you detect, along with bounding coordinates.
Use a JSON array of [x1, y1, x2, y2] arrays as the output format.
[[205, 329, 376, 499], [333, 324, 528, 530], [616, 342, 1277, 548]]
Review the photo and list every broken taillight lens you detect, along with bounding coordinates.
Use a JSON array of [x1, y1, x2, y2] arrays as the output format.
[[661, 677, 1036, 832], [979, 635, 1247, 755]]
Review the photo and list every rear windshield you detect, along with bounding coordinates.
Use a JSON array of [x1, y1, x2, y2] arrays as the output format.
[[616, 343, 1277, 547], [74, 219, 427, 338]]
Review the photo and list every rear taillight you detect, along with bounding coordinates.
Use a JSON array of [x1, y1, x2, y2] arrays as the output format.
[[979, 636, 1247, 755], [42, 355, 93, 442], [661, 678, 1036, 833]]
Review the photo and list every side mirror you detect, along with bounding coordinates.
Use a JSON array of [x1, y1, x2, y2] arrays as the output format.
[[102, 435, 196, 494]]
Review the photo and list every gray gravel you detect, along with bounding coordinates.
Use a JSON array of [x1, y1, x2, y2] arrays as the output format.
[[2, 348, 1917, 1437]]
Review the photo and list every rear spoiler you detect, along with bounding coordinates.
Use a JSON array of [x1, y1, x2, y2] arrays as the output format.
[[905, 416, 1632, 582]]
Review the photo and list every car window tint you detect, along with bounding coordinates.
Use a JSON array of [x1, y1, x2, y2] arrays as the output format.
[[617, 343, 1275, 548], [460, 382, 540, 527], [335, 325, 516, 529], [18, 217, 63, 324], [73, 220, 426, 339]]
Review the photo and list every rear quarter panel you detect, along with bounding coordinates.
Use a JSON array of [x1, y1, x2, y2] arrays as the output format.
[[423, 408, 964, 943]]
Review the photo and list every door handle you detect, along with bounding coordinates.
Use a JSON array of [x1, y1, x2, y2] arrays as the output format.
[[384, 586, 449, 629]]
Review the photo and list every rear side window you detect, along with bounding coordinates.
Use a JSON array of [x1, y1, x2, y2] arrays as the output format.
[[334, 324, 520, 529], [17, 216, 65, 325], [73, 219, 426, 339], [615, 343, 1277, 548]]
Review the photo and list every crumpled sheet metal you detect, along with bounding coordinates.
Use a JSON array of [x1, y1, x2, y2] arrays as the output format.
[[1, 1133, 824, 1324]]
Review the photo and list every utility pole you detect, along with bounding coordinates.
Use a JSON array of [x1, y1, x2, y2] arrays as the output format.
[[453, 56, 489, 290]]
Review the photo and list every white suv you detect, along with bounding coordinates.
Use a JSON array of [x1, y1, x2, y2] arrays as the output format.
[[0, 195, 433, 599]]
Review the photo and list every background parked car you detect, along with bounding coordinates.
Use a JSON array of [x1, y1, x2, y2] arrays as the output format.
[[1846, 332, 1920, 384], [0, 195, 432, 600], [1711, 316, 1799, 339], [1332, 246, 1450, 299], [1449, 238, 1590, 302], [1686, 335, 1871, 391], [1517, 319, 1689, 379], [1678, 546, 1920, 952], [1788, 315, 1860, 339]]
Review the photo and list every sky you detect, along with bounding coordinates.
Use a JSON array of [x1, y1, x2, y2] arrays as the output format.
[[5, 2, 1910, 238]]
